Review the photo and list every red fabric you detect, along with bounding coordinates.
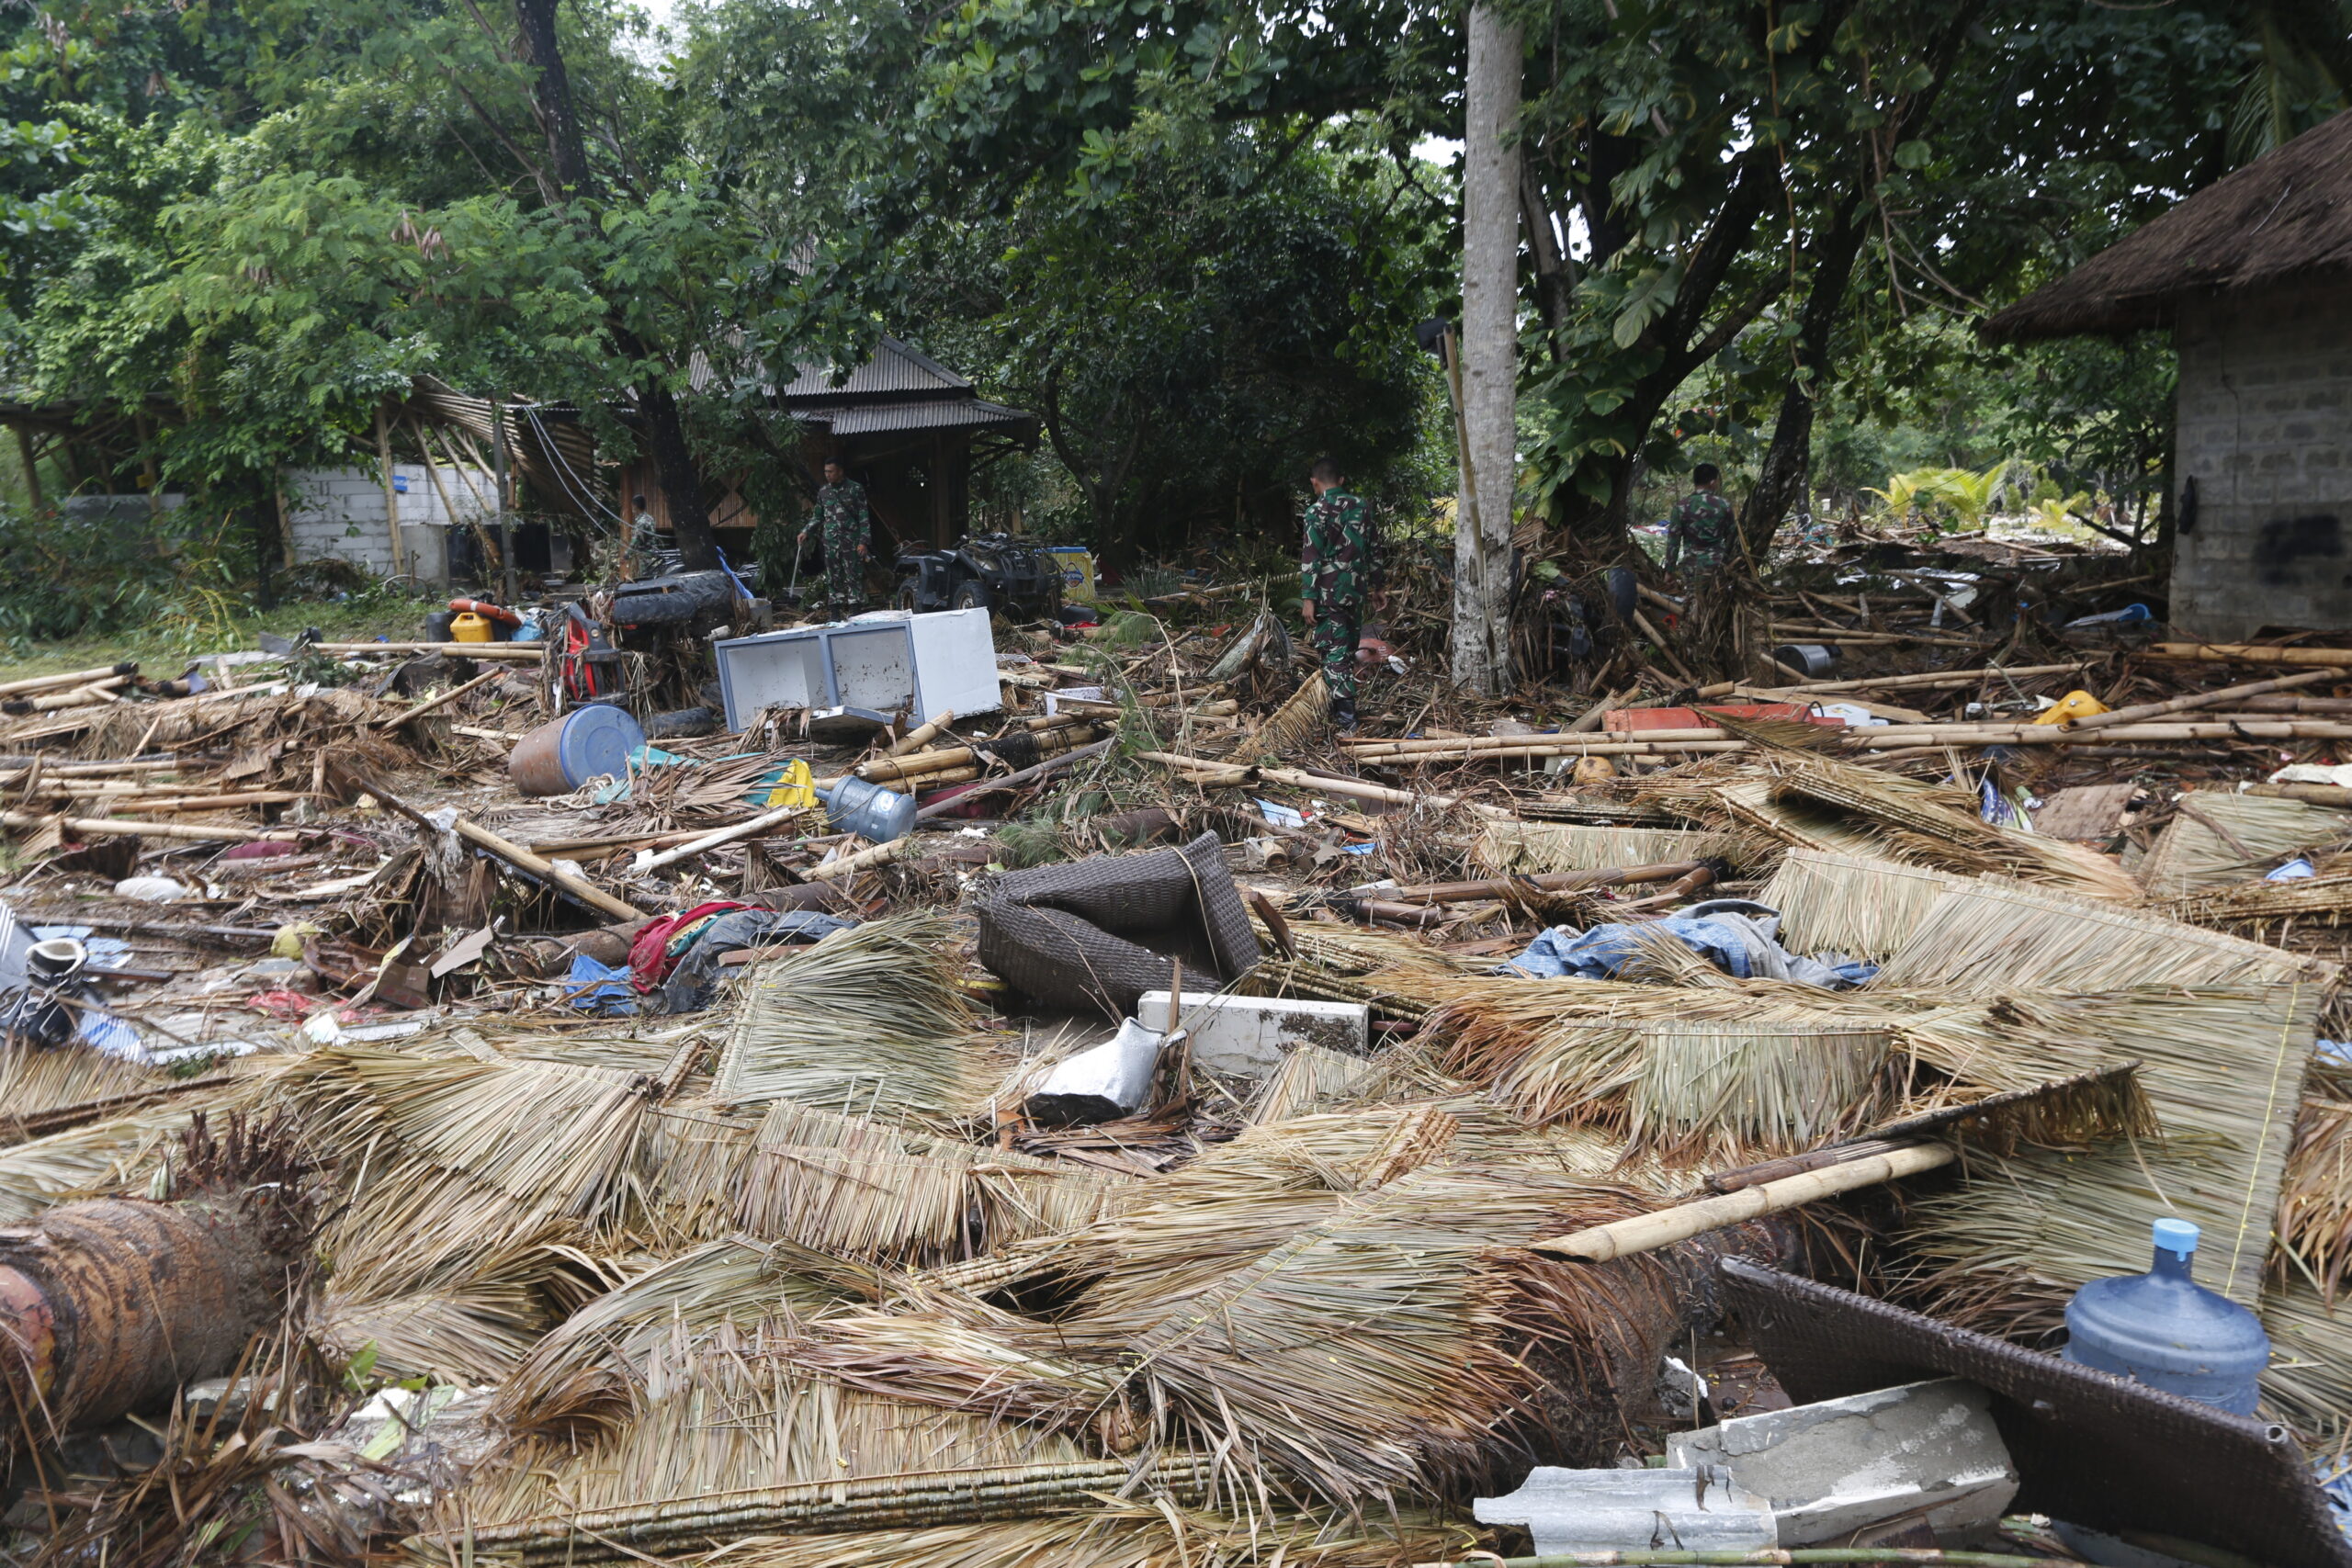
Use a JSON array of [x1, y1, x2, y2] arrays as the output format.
[[628, 900, 751, 991]]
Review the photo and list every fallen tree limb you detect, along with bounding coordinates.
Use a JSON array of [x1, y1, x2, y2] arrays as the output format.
[[913, 738, 1115, 820], [334, 765, 645, 919]]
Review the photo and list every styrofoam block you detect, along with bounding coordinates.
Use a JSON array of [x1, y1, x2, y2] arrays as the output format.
[[1476, 1466, 1777, 1556], [1135, 991, 1368, 1078], [1667, 1378, 2017, 1547]]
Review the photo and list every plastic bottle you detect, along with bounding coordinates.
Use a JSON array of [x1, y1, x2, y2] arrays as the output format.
[[2063, 1218, 2269, 1414]]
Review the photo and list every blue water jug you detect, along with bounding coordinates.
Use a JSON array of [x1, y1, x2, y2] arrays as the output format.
[[819, 776, 917, 845], [2063, 1218, 2269, 1414]]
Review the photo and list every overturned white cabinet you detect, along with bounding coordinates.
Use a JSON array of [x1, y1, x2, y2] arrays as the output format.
[[714, 608, 1001, 730]]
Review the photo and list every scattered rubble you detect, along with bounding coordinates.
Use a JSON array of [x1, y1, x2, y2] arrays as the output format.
[[4, 572, 2352, 1567]]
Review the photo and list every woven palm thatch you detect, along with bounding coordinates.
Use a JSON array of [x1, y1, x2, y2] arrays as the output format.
[[1649, 773, 1882, 863], [0, 1066, 270, 1222], [1763, 754, 2138, 897], [1631, 1019, 1894, 1159], [281, 1044, 652, 1224], [2142, 790, 2352, 897], [418, 1455, 1223, 1565], [465, 1318, 1113, 1535], [492, 1505, 1467, 1568], [1982, 108, 2352, 343], [1757, 850, 1964, 959], [1038, 1163, 1764, 1506], [628, 1098, 767, 1244], [1248, 1045, 1378, 1122], [495, 1236, 875, 1442], [1870, 878, 2328, 998], [714, 914, 994, 1119], [2166, 871, 2352, 931], [734, 1100, 1137, 1265], [1472, 819, 1736, 876], [1900, 982, 2321, 1315], [315, 1221, 580, 1385], [2259, 1276, 2352, 1441]]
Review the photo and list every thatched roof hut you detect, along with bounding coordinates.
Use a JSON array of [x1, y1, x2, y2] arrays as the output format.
[[1983, 111, 2352, 344]]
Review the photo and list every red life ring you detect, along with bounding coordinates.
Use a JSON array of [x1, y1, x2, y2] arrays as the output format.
[[447, 598, 523, 626]]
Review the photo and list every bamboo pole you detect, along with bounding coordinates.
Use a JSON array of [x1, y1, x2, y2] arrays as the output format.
[[913, 738, 1115, 818], [373, 667, 503, 728], [375, 400, 406, 579], [1530, 1142, 1956, 1261], [0, 811, 302, 842], [802, 834, 925, 880], [2245, 782, 2352, 807], [6, 678, 129, 712], [883, 708, 957, 757], [1747, 661, 2085, 694], [2060, 666, 2334, 731], [635, 798, 824, 874], [447, 817, 643, 919], [0, 663, 136, 699], [311, 641, 543, 659], [1413, 1549, 2080, 1567], [2150, 641, 2352, 669]]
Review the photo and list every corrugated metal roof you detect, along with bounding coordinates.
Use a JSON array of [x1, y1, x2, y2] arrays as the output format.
[[813, 398, 1037, 437], [777, 336, 971, 401]]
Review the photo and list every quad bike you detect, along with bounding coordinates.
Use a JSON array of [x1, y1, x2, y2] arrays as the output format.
[[893, 533, 1063, 616]]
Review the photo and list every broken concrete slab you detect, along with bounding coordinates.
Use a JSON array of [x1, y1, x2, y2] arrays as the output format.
[[1667, 1376, 2017, 1547], [1475, 1464, 1777, 1556], [1134, 989, 1368, 1077]]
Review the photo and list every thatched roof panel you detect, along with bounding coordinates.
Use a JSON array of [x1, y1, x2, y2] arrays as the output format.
[[1981, 110, 2352, 344]]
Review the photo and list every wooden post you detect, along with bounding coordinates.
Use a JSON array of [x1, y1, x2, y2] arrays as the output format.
[[12, 424, 42, 513], [492, 398, 516, 603], [376, 401, 407, 579]]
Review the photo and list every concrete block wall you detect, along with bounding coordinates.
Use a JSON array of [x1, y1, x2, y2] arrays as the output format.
[[2172, 278, 2352, 636], [283, 464, 497, 586]]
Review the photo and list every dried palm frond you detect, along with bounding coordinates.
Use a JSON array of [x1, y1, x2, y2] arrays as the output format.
[[714, 914, 994, 1120], [1758, 850, 1964, 959], [1249, 1045, 1378, 1122], [1471, 820, 1736, 876], [1870, 878, 2327, 997], [0, 1045, 168, 1135], [495, 1236, 875, 1442], [1631, 1020, 1893, 1159], [2278, 1094, 2352, 1302], [1233, 671, 1329, 761], [0, 1072, 264, 1222], [735, 1100, 1136, 1265], [1900, 981, 2321, 1315], [2143, 790, 2352, 897], [2259, 1276, 2352, 1440], [281, 1044, 652, 1223], [1652, 774, 1883, 862]]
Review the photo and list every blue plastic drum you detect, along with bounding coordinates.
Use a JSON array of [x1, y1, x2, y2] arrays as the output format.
[[510, 705, 647, 795]]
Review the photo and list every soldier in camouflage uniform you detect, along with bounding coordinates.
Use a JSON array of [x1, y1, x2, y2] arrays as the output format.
[[1664, 462, 1737, 577], [1299, 457, 1379, 731], [799, 458, 870, 615], [620, 493, 662, 581]]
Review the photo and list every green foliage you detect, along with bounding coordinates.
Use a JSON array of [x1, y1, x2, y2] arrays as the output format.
[[0, 499, 243, 649], [1866, 464, 2007, 530]]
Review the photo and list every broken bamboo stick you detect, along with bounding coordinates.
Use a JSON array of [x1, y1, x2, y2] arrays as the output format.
[[0, 810, 302, 842], [2059, 666, 2335, 732], [801, 834, 924, 880], [1530, 1141, 1956, 1261], [884, 708, 957, 757], [374, 666, 504, 728], [0, 663, 137, 699]]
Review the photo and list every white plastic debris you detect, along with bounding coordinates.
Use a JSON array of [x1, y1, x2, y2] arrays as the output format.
[[1024, 1020, 1165, 1124], [1476, 1465, 1776, 1556], [112, 875, 191, 903]]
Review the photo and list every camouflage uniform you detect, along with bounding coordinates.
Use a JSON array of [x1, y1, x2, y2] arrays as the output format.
[[1665, 488, 1737, 575], [1300, 486, 1375, 723], [803, 479, 870, 614], [623, 509, 662, 581]]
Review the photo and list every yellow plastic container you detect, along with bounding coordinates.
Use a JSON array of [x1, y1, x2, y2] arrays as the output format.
[[2032, 689, 2109, 726], [1041, 547, 1097, 603], [450, 611, 494, 644]]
